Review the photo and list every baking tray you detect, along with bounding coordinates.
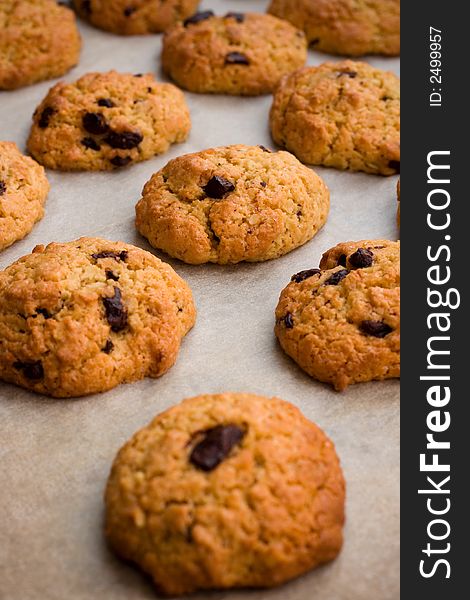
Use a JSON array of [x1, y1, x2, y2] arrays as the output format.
[[0, 1, 400, 599]]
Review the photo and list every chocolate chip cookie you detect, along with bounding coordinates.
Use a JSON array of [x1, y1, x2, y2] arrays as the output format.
[[0, 141, 49, 252], [73, 0, 200, 34], [1, 0, 81, 90], [268, 0, 400, 56], [0, 237, 196, 398], [105, 392, 345, 595], [275, 240, 400, 390], [270, 61, 400, 175], [135, 144, 329, 264], [27, 71, 191, 171], [162, 12, 307, 95]]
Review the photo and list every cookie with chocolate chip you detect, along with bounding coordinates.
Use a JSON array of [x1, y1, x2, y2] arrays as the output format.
[[270, 61, 400, 175], [0, 237, 195, 397], [0, 0, 81, 90], [268, 0, 400, 56], [135, 144, 329, 264], [162, 12, 307, 95], [275, 240, 400, 390], [72, 0, 200, 35], [27, 71, 191, 171], [0, 141, 49, 251], [105, 392, 345, 595]]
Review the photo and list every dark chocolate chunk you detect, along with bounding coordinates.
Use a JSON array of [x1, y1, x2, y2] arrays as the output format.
[[110, 156, 132, 168], [225, 12, 245, 23], [349, 248, 374, 269], [81, 137, 101, 151], [283, 312, 294, 328], [38, 106, 55, 129], [337, 70, 357, 78], [102, 339, 114, 354], [105, 270, 119, 281], [104, 130, 143, 149], [97, 98, 115, 108], [189, 424, 245, 471], [92, 250, 128, 261], [81, 0, 91, 15], [0, 181, 6, 196], [291, 269, 321, 283], [36, 308, 52, 319], [123, 6, 136, 16], [203, 176, 235, 199], [225, 52, 250, 65], [13, 360, 44, 380], [324, 269, 348, 286], [82, 112, 109, 135], [258, 145, 272, 153], [184, 10, 214, 26], [260, 181, 267, 188], [337, 254, 347, 267], [360, 320, 393, 338], [102, 287, 128, 332], [388, 160, 400, 172]]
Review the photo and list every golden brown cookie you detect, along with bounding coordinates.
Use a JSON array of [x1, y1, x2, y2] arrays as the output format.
[[0, 141, 49, 252], [268, 0, 400, 56], [0, 0, 81, 90], [27, 71, 191, 171], [72, 0, 200, 34], [105, 392, 345, 595], [135, 145, 330, 264], [0, 237, 196, 398], [162, 11, 307, 95], [270, 61, 400, 175], [275, 240, 400, 390]]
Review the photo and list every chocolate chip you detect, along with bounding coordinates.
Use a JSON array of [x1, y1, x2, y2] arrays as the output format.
[[349, 248, 374, 269], [123, 6, 136, 16], [82, 112, 109, 135], [38, 106, 55, 128], [296, 210, 302, 218], [184, 10, 214, 26], [283, 313, 294, 328], [102, 287, 128, 332], [0, 181, 6, 196], [291, 269, 321, 283], [258, 145, 272, 153], [104, 131, 143, 149], [225, 52, 250, 65], [388, 160, 400, 172], [133, 73, 143, 77], [360, 320, 393, 338], [81, 137, 101, 151], [338, 254, 347, 267], [13, 360, 44, 380], [337, 70, 357, 78], [97, 98, 115, 108], [110, 156, 132, 168], [102, 339, 114, 354], [36, 308, 52, 319], [260, 181, 267, 188], [203, 176, 235, 199], [325, 269, 348, 286], [81, 0, 91, 15], [225, 12, 244, 23], [147, 87, 153, 93], [189, 425, 245, 471], [105, 270, 119, 281], [92, 250, 128, 261], [310, 38, 320, 46]]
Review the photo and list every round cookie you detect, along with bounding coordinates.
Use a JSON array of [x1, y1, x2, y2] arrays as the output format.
[[105, 392, 345, 595], [270, 61, 400, 175], [267, 0, 400, 56], [161, 12, 307, 95], [135, 145, 330, 265], [73, 0, 200, 35], [275, 240, 400, 390], [27, 71, 191, 171], [0, 237, 196, 398], [0, 0, 81, 90], [0, 142, 49, 252]]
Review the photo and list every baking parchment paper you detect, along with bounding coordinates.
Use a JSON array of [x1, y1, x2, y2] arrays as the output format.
[[0, 2, 400, 599]]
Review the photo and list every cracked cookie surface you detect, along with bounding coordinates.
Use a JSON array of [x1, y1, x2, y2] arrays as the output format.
[[275, 239, 400, 390], [105, 392, 345, 596], [73, 0, 200, 35], [27, 71, 191, 171], [0, 0, 81, 90], [270, 60, 400, 175], [0, 237, 196, 398], [268, 0, 400, 56], [135, 145, 329, 264], [0, 141, 49, 252], [162, 12, 307, 95]]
